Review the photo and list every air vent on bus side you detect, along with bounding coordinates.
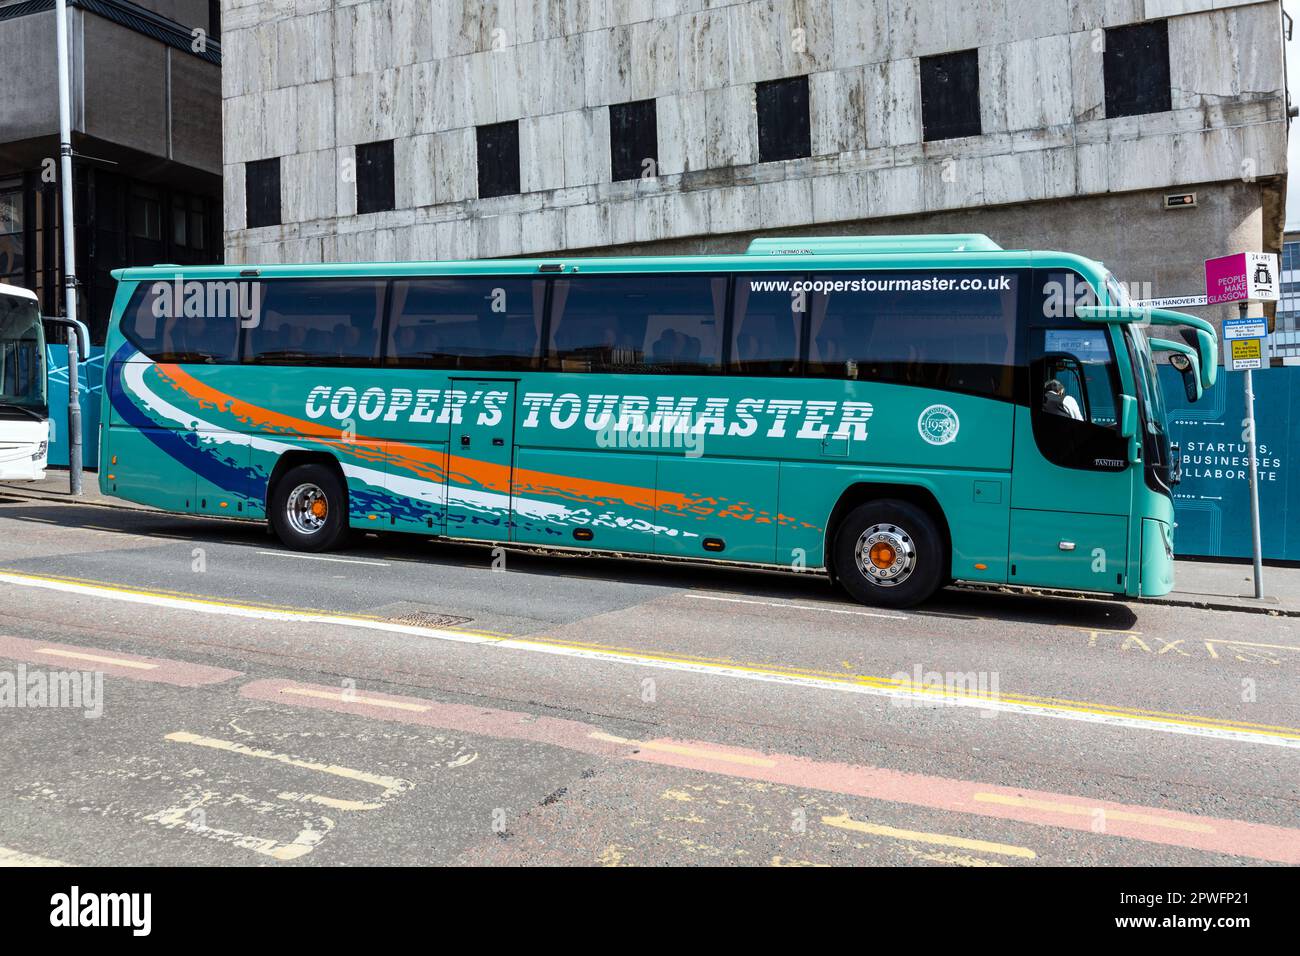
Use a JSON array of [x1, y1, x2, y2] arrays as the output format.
[[744, 235, 1004, 256]]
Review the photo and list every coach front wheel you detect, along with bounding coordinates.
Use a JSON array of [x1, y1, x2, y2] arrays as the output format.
[[833, 500, 946, 608], [270, 463, 349, 552]]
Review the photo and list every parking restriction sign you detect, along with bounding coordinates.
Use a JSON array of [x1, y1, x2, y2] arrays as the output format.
[[1229, 337, 1264, 371]]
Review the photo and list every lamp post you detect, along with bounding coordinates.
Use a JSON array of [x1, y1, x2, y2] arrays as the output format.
[[55, 0, 82, 495]]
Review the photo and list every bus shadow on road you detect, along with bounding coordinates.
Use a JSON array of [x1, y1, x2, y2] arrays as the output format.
[[3, 503, 1139, 632], [920, 587, 1138, 630], [345, 526, 1142, 632]]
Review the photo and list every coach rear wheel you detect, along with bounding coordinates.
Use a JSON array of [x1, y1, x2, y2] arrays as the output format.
[[270, 463, 348, 552], [833, 500, 946, 608]]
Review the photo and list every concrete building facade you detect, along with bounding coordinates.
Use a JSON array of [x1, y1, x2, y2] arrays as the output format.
[[221, 0, 1291, 330], [0, 0, 223, 341]]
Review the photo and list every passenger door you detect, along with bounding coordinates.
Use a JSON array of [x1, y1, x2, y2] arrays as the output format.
[[443, 379, 516, 541], [1009, 272, 1133, 592]]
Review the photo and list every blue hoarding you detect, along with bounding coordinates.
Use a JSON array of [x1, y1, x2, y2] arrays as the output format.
[[44, 344, 104, 469], [1161, 363, 1299, 561]]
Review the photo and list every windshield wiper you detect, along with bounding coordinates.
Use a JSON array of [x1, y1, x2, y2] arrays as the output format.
[[0, 402, 45, 422]]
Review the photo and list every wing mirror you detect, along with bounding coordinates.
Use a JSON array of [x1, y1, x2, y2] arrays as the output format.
[[1117, 395, 1142, 463], [1150, 338, 1203, 402]]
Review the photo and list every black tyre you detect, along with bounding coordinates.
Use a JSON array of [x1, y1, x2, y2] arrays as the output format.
[[269, 463, 349, 553], [832, 500, 946, 608]]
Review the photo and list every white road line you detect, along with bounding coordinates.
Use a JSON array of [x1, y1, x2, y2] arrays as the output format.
[[3, 570, 1298, 750], [685, 592, 908, 620], [147, 790, 328, 862], [165, 731, 412, 798], [0, 845, 72, 867], [255, 551, 391, 567], [0, 571, 490, 642], [276, 791, 384, 812]]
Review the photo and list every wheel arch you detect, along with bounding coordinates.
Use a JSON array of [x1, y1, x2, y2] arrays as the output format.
[[266, 451, 347, 512], [823, 481, 953, 581]]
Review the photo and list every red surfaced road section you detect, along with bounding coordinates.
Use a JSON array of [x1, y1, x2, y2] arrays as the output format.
[[240, 678, 628, 757], [0, 635, 242, 687], [245, 678, 1300, 864], [624, 739, 1300, 865]]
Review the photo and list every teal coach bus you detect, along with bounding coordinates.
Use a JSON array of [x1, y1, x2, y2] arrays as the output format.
[[99, 235, 1217, 607]]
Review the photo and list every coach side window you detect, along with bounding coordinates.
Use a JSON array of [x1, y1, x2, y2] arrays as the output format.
[[243, 280, 386, 366], [386, 278, 544, 371], [120, 281, 240, 364], [729, 274, 804, 375], [547, 275, 725, 374], [805, 272, 1018, 399]]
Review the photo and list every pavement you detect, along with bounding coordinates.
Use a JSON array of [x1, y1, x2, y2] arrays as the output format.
[[6, 470, 1297, 616], [0, 471, 1297, 867]]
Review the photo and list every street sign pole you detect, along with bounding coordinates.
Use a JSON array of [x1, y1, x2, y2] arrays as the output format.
[[1208, 252, 1275, 600], [1238, 303, 1264, 599], [55, 0, 82, 496]]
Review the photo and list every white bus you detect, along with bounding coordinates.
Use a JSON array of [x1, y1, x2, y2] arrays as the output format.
[[0, 283, 49, 480]]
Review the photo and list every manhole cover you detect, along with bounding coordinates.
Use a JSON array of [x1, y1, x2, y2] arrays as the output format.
[[389, 611, 473, 629]]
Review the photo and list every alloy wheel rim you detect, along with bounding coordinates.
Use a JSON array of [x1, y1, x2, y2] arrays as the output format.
[[854, 523, 916, 587], [286, 482, 330, 535]]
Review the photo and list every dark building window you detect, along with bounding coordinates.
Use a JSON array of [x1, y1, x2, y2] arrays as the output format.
[[171, 197, 208, 251], [0, 182, 24, 288], [476, 121, 521, 199], [1104, 20, 1172, 118], [5, 168, 220, 346], [356, 140, 395, 214], [245, 158, 281, 228], [920, 50, 982, 141], [129, 188, 162, 242], [609, 99, 659, 181], [756, 76, 811, 163]]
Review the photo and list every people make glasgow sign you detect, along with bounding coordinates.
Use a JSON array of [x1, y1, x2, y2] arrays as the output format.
[[1204, 252, 1280, 305]]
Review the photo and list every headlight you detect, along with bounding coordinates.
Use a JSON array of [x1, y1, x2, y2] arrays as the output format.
[[32, 441, 47, 461]]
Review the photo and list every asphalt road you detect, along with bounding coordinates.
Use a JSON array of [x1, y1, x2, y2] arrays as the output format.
[[0, 493, 1297, 867]]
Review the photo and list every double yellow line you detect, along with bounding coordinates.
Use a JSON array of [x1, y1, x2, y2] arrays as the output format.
[[2, 567, 1299, 746]]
